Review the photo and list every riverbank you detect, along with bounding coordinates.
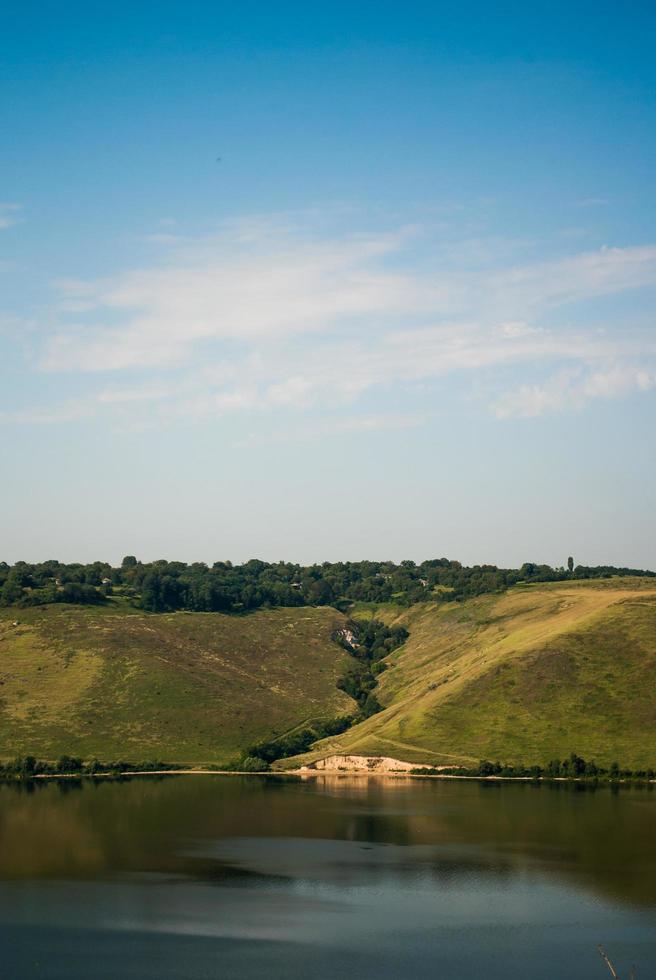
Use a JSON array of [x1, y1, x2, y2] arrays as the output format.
[[3, 750, 654, 785], [11, 767, 654, 786]]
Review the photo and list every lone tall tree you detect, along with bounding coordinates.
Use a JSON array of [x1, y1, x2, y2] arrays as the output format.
[[567, 556, 574, 573]]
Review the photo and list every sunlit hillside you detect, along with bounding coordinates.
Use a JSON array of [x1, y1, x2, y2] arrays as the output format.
[[0, 604, 353, 766], [2, 579, 656, 770], [284, 579, 656, 770]]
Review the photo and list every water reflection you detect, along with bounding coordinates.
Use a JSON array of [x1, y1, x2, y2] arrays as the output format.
[[0, 775, 655, 904], [0, 775, 655, 979]]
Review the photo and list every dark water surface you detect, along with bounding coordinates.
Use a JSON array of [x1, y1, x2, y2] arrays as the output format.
[[0, 775, 655, 979]]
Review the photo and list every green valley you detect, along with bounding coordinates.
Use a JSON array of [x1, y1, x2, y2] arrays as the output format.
[[1, 574, 656, 772]]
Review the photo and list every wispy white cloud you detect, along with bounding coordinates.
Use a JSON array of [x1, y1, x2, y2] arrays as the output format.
[[42, 223, 447, 372], [489, 245, 656, 312], [96, 383, 174, 404], [232, 411, 428, 448], [139, 233, 183, 245], [0, 401, 90, 425], [493, 364, 656, 418], [12, 216, 656, 426], [576, 197, 609, 208], [327, 412, 426, 433], [0, 203, 21, 230], [107, 321, 650, 425]]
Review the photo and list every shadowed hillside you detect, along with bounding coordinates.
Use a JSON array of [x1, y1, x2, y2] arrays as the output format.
[[283, 579, 656, 770], [0, 604, 353, 765]]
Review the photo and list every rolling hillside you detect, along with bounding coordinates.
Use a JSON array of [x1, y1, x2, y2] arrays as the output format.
[[0, 603, 353, 765], [2, 577, 656, 770], [283, 578, 656, 770]]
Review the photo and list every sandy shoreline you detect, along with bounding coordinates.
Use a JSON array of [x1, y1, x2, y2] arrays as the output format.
[[26, 768, 520, 781], [30, 768, 442, 779], [25, 768, 654, 784]]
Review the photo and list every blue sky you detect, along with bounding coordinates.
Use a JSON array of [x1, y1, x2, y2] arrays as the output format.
[[1, 1, 655, 566]]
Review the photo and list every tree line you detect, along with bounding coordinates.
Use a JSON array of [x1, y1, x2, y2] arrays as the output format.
[[0, 755, 176, 780], [1, 556, 653, 612], [4, 750, 654, 782], [416, 753, 656, 781]]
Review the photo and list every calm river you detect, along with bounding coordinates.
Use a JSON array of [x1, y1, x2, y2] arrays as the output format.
[[0, 775, 655, 978]]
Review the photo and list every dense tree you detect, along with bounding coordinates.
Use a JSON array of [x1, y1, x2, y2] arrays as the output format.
[[0, 556, 653, 612], [0, 572, 24, 605], [244, 620, 408, 767]]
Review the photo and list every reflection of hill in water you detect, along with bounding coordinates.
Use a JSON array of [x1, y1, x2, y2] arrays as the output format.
[[0, 775, 655, 910]]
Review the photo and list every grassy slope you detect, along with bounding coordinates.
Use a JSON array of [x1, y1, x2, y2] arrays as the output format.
[[0, 602, 353, 765], [285, 578, 656, 770]]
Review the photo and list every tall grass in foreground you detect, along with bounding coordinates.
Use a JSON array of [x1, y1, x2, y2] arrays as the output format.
[[598, 944, 636, 978]]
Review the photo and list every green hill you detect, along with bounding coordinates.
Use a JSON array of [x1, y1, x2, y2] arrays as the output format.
[[0, 603, 353, 766], [2, 578, 656, 770], [283, 578, 656, 770]]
